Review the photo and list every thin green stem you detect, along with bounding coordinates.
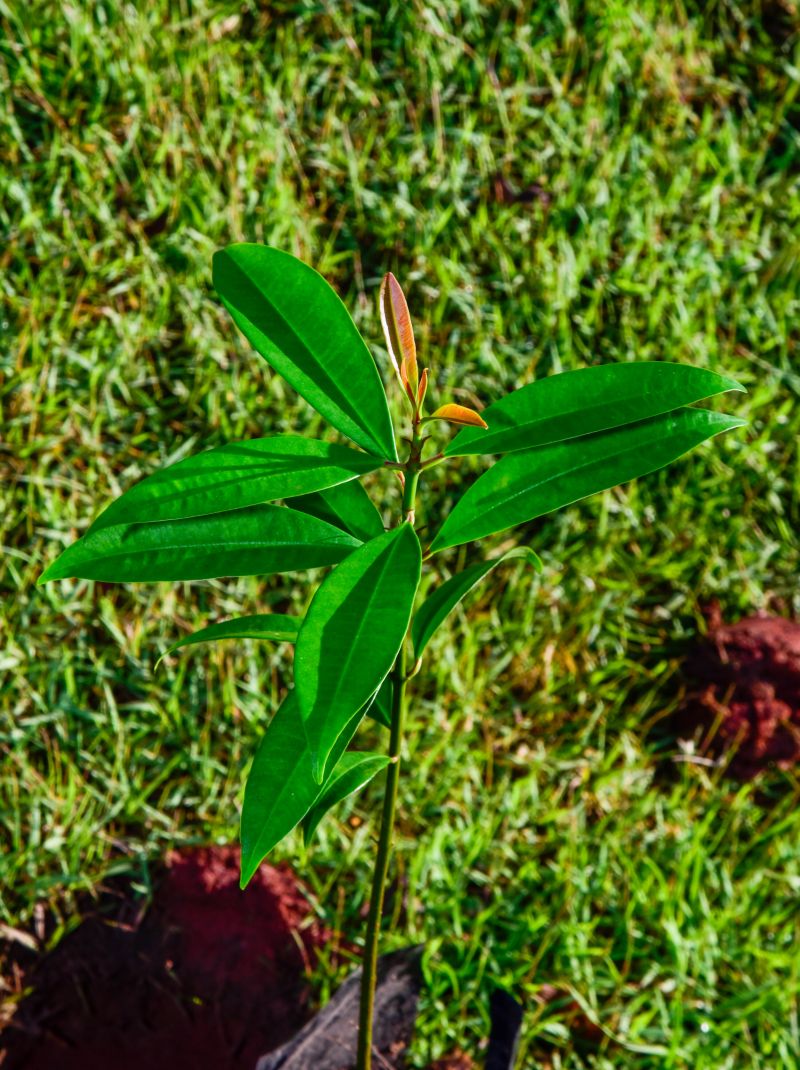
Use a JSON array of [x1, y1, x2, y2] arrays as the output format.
[[356, 643, 407, 1068], [402, 468, 420, 523], [356, 426, 421, 1070]]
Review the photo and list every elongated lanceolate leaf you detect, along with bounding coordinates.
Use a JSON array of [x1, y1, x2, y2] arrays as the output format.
[[158, 614, 300, 665], [160, 611, 391, 731], [213, 245, 397, 460], [412, 548, 542, 658], [427, 404, 488, 429], [303, 752, 391, 844], [379, 272, 418, 394], [430, 408, 745, 552], [89, 437, 380, 532], [288, 479, 385, 544], [240, 691, 365, 888], [295, 524, 421, 781], [447, 362, 744, 457], [38, 504, 360, 584]]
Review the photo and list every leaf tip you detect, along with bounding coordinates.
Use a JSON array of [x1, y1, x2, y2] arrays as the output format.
[[428, 404, 488, 429], [37, 560, 63, 585], [239, 860, 257, 890], [379, 271, 417, 396], [720, 374, 747, 394], [417, 367, 429, 407], [526, 549, 544, 574], [310, 752, 325, 785]]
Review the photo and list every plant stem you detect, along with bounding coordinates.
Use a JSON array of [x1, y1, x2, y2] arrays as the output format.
[[356, 433, 420, 1070], [356, 643, 407, 1069]]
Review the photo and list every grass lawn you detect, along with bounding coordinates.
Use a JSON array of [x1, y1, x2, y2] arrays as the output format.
[[3, 1, 800, 1066]]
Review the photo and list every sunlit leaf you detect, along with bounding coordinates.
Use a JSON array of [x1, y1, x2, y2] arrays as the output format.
[[295, 524, 421, 780], [427, 404, 488, 429], [158, 614, 300, 666], [379, 272, 418, 395], [39, 504, 360, 584], [214, 244, 397, 459], [240, 691, 365, 888], [288, 478, 384, 544], [88, 437, 380, 532], [417, 367, 429, 408], [430, 408, 745, 552], [303, 752, 391, 843], [412, 548, 541, 658], [447, 362, 744, 457]]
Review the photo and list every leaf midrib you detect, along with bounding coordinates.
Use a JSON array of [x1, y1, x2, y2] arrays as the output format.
[[250, 742, 314, 862], [318, 535, 405, 720], [474, 419, 703, 516], [225, 258, 385, 451], [110, 468, 366, 515]]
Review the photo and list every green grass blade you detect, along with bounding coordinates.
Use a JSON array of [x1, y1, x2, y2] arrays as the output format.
[[89, 436, 380, 532], [213, 244, 397, 460], [431, 409, 746, 552], [447, 363, 744, 457], [295, 524, 421, 781], [412, 547, 542, 658], [39, 504, 361, 584], [302, 752, 391, 844]]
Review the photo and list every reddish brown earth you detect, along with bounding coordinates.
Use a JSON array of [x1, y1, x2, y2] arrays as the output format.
[[0, 847, 465, 1070], [429, 1052, 476, 1069], [0, 847, 327, 1070], [681, 610, 800, 778]]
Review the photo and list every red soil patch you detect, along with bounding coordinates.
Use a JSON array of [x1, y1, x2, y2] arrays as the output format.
[[429, 1052, 476, 1069], [681, 610, 800, 778], [1, 847, 327, 1070]]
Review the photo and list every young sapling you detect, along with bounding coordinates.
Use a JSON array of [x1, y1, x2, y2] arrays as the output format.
[[40, 244, 745, 1068]]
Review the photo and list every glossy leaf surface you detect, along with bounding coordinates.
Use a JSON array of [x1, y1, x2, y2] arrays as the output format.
[[89, 437, 380, 532], [370, 677, 393, 729], [240, 691, 363, 887], [39, 504, 360, 584], [214, 244, 397, 459], [412, 548, 541, 658], [295, 524, 421, 780], [303, 752, 390, 843], [379, 272, 417, 394], [431, 408, 745, 552], [159, 614, 300, 664], [288, 478, 384, 544], [447, 362, 743, 457], [427, 404, 488, 429]]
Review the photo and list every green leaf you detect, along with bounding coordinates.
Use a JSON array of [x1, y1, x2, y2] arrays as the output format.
[[412, 548, 542, 658], [431, 408, 745, 552], [240, 691, 365, 888], [295, 524, 421, 781], [38, 504, 360, 584], [447, 362, 744, 457], [370, 677, 393, 729], [158, 610, 391, 728], [213, 244, 397, 460], [288, 478, 385, 544], [89, 437, 381, 532], [158, 613, 300, 666], [303, 752, 391, 844]]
